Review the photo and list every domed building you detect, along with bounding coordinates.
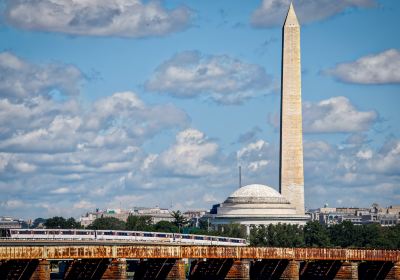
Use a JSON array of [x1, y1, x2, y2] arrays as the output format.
[[209, 4, 310, 233], [210, 184, 309, 234]]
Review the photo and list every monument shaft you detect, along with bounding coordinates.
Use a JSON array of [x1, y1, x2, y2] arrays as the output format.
[[279, 3, 305, 215]]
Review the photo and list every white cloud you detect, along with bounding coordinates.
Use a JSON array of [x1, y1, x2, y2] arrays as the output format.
[[367, 140, 400, 175], [145, 51, 271, 104], [0, 91, 188, 154], [50, 187, 71, 194], [237, 140, 272, 173], [73, 200, 95, 210], [356, 149, 373, 160], [5, 0, 191, 38], [304, 138, 400, 208], [327, 49, 400, 84], [1, 199, 28, 209], [0, 115, 83, 153], [203, 193, 219, 203], [251, 0, 376, 27], [0, 52, 82, 101], [147, 129, 220, 177], [303, 96, 377, 133]]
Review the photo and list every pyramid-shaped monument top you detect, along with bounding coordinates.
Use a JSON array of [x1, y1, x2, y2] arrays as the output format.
[[284, 2, 300, 27]]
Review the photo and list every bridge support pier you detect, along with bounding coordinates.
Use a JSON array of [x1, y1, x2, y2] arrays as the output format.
[[394, 261, 400, 280], [280, 260, 299, 280], [166, 259, 186, 280], [30, 259, 50, 280], [225, 259, 250, 280], [334, 261, 358, 280], [101, 258, 127, 280]]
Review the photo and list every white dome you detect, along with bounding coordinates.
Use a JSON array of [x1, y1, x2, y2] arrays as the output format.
[[224, 184, 289, 204], [230, 184, 283, 199]]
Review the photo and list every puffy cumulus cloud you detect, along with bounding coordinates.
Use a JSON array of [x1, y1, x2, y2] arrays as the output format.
[[0, 97, 80, 138], [0, 115, 83, 153], [0, 52, 82, 102], [303, 138, 400, 208], [144, 129, 221, 177], [367, 139, 400, 175], [145, 51, 271, 105], [4, 0, 191, 38], [326, 49, 400, 84], [0, 86, 192, 217], [0, 91, 188, 154], [251, 0, 376, 28], [73, 200, 95, 210], [236, 126, 262, 144], [86, 92, 188, 140], [0, 153, 36, 174], [237, 140, 274, 174], [303, 96, 377, 133], [0, 199, 26, 209]]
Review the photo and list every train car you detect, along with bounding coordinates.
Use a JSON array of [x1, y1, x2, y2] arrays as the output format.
[[4, 228, 247, 246]]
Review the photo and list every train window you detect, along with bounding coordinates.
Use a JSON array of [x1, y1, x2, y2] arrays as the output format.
[[35, 231, 46, 234], [195, 236, 203, 240], [144, 233, 154, 237], [156, 234, 166, 238], [182, 235, 191, 239], [104, 231, 113, 235], [62, 231, 73, 235], [118, 232, 128, 236], [75, 231, 89, 235]]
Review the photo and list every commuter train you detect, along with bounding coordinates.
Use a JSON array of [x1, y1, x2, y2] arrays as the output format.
[[1, 229, 247, 246]]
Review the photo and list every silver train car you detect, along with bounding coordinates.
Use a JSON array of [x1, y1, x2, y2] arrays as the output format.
[[3, 229, 247, 246]]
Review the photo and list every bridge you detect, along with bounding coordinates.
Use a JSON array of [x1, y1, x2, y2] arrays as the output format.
[[0, 242, 399, 279]]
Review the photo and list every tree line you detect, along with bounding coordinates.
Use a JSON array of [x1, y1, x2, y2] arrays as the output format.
[[33, 215, 400, 249], [250, 221, 400, 249]]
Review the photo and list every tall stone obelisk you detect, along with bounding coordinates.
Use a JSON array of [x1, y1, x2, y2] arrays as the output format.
[[279, 3, 305, 215]]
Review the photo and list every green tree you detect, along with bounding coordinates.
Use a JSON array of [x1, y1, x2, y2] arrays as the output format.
[[250, 225, 266, 246], [329, 221, 359, 247], [198, 219, 210, 231], [153, 221, 179, 233], [65, 217, 81, 229], [171, 211, 189, 232], [44, 217, 65, 229], [250, 223, 304, 247], [221, 223, 247, 239], [45, 217, 81, 229], [126, 215, 153, 231], [88, 217, 126, 230], [304, 221, 330, 247], [32, 218, 46, 228], [385, 224, 400, 249]]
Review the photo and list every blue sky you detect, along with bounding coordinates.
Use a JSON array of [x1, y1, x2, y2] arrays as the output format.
[[0, 0, 399, 219]]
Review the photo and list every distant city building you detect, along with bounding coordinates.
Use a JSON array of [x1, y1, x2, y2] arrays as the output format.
[[307, 204, 400, 227], [184, 210, 207, 227], [0, 217, 22, 229], [80, 207, 176, 228]]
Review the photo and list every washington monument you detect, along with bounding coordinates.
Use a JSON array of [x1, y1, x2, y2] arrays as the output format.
[[279, 3, 305, 215]]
